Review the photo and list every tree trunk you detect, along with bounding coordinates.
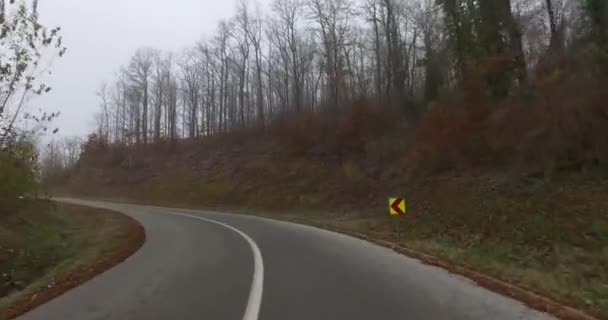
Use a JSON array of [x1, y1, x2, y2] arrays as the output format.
[[142, 83, 148, 145]]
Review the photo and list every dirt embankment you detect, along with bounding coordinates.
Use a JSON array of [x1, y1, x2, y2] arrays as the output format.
[[0, 201, 145, 320]]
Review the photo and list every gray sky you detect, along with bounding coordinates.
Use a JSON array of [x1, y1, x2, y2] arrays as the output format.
[[37, 0, 254, 138]]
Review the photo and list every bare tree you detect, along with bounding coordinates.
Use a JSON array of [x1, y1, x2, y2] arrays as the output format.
[[214, 21, 233, 132], [362, 0, 385, 97], [63, 137, 82, 169], [234, 0, 253, 127], [110, 73, 129, 143], [127, 48, 156, 145], [161, 54, 179, 140], [198, 42, 218, 135], [308, 0, 353, 107], [152, 53, 166, 141], [96, 83, 110, 141], [244, 1, 266, 124], [179, 50, 201, 138], [272, 0, 307, 111]]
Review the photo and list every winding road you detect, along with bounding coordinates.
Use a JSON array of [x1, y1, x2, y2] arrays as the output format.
[[18, 199, 555, 320]]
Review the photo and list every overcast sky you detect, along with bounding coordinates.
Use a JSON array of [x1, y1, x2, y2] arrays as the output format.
[[37, 0, 264, 138]]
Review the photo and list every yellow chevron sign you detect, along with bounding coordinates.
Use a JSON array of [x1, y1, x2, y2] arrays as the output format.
[[389, 198, 406, 216]]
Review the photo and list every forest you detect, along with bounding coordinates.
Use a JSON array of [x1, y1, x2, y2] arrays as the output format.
[[84, 0, 607, 165]]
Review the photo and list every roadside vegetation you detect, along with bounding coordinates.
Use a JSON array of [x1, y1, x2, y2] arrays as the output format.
[[48, 0, 608, 319], [0, 1, 144, 318], [0, 201, 71, 300], [0, 201, 144, 320]]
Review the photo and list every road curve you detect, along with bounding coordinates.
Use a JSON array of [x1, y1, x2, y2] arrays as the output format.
[[17, 199, 555, 320]]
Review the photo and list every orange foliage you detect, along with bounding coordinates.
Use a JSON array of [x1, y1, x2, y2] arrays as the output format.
[[273, 98, 400, 157], [413, 103, 492, 172], [414, 54, 608, 175]]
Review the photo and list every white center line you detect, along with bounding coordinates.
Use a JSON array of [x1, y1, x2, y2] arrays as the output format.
[[168, 212, 264, 320]]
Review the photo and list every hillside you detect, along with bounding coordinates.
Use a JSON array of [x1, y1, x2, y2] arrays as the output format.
[[55, 105, 608, 319]]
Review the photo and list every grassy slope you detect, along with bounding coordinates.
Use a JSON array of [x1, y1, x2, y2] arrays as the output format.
[[60, 133, 608, 319], [0, 200, 143, 319]]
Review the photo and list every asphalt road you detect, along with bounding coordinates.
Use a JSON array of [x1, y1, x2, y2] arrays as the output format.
[[18, 199, 556, 320]]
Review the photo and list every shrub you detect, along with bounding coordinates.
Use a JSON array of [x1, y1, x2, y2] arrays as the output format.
[[413, 50, 608, 176], [274, 98, 401, 158], [413, 102, 492, 172], [0, 141, 39, 212], [274, 110, 327, 156]]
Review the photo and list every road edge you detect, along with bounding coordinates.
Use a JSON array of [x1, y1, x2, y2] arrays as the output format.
[[0, 205, 146, 320], [58, 197, 603, 320], [169, 204, 600, 320], [290, 220, 600, 320]]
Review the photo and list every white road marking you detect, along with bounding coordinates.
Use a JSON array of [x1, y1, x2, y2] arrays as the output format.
[[168, 212, 264, 320]]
